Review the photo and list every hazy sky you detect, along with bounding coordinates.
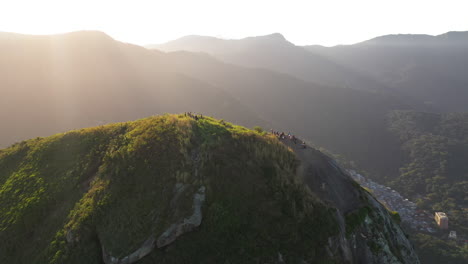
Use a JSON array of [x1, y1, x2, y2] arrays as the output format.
[[1, 0, 467, 46]]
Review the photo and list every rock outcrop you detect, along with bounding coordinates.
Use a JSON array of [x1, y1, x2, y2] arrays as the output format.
[[283, 139, 420, 264], [102, 186, 206, 264], [156, 186, 205, 248]]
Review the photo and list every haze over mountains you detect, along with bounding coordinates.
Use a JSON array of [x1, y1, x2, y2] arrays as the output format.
[[150, 33, 392, 93], [305, 31, 468, 112], [152, 31, 468, 112], [0, 31, 266, 147], [2, 30, 467, 174]]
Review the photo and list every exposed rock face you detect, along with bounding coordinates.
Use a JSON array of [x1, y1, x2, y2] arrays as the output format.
[[101, 185, 206, 264], [282, 139, 420, 264], [157, 186, 205, 247], [360, 196, 420, 263], [102, 236, 156, 264]]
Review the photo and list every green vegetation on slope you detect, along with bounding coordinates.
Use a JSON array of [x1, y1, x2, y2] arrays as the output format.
[[0, 114, 339, 264], [412, 234, 468, 264], [345, 206, 371, 237]]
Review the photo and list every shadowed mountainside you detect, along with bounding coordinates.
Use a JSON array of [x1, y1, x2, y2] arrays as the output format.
[[149, 33, 393, 93]]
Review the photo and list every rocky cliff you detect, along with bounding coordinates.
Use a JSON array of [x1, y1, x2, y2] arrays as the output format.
[[283, 139, 419, 263]]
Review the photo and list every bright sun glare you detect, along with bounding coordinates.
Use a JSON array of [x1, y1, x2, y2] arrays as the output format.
[[1, 0, 467, 45]]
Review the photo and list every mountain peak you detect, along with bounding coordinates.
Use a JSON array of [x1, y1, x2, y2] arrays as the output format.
[[0, 30, 114, 44], [0, 114, 420, 263], [361, 34, 434, 45], [148, 33, 291, 53], [437, 31, 468, 42], [263, 32, 286, 40], [360, 31, 468, 46], [243, 32, 287, 43], [54, 30, 115, 42]]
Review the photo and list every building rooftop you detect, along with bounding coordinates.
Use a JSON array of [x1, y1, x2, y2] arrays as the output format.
[[435, 212, 447, 217]]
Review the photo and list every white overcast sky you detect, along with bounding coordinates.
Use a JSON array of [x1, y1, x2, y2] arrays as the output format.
[[0, 0, 467, 46]]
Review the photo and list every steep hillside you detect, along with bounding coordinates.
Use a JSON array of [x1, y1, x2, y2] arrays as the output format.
[[304, 31, 468, 112], [0, 114, 419, 263]]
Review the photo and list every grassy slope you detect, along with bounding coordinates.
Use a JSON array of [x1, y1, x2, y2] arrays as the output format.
[[0, 114, 338, 264]]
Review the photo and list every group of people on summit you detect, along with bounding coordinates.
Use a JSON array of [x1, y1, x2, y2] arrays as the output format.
[[184, 112, 203, 121], [184, 112, 306, 149], [270, 129, 307, 149]]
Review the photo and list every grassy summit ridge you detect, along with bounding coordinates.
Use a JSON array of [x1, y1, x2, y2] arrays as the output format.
[[0, 114, 338, 264]]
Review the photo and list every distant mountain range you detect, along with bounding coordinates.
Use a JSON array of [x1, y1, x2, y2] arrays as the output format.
[[355, 31, 468, 46], [151, 31, 468, 112], [149, 33, 393, 93]]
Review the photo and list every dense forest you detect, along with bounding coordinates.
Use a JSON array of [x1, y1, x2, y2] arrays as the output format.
[[412, 234, 468, 264], [388, 111, 468, 230], [387, 111, 468, 262]]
